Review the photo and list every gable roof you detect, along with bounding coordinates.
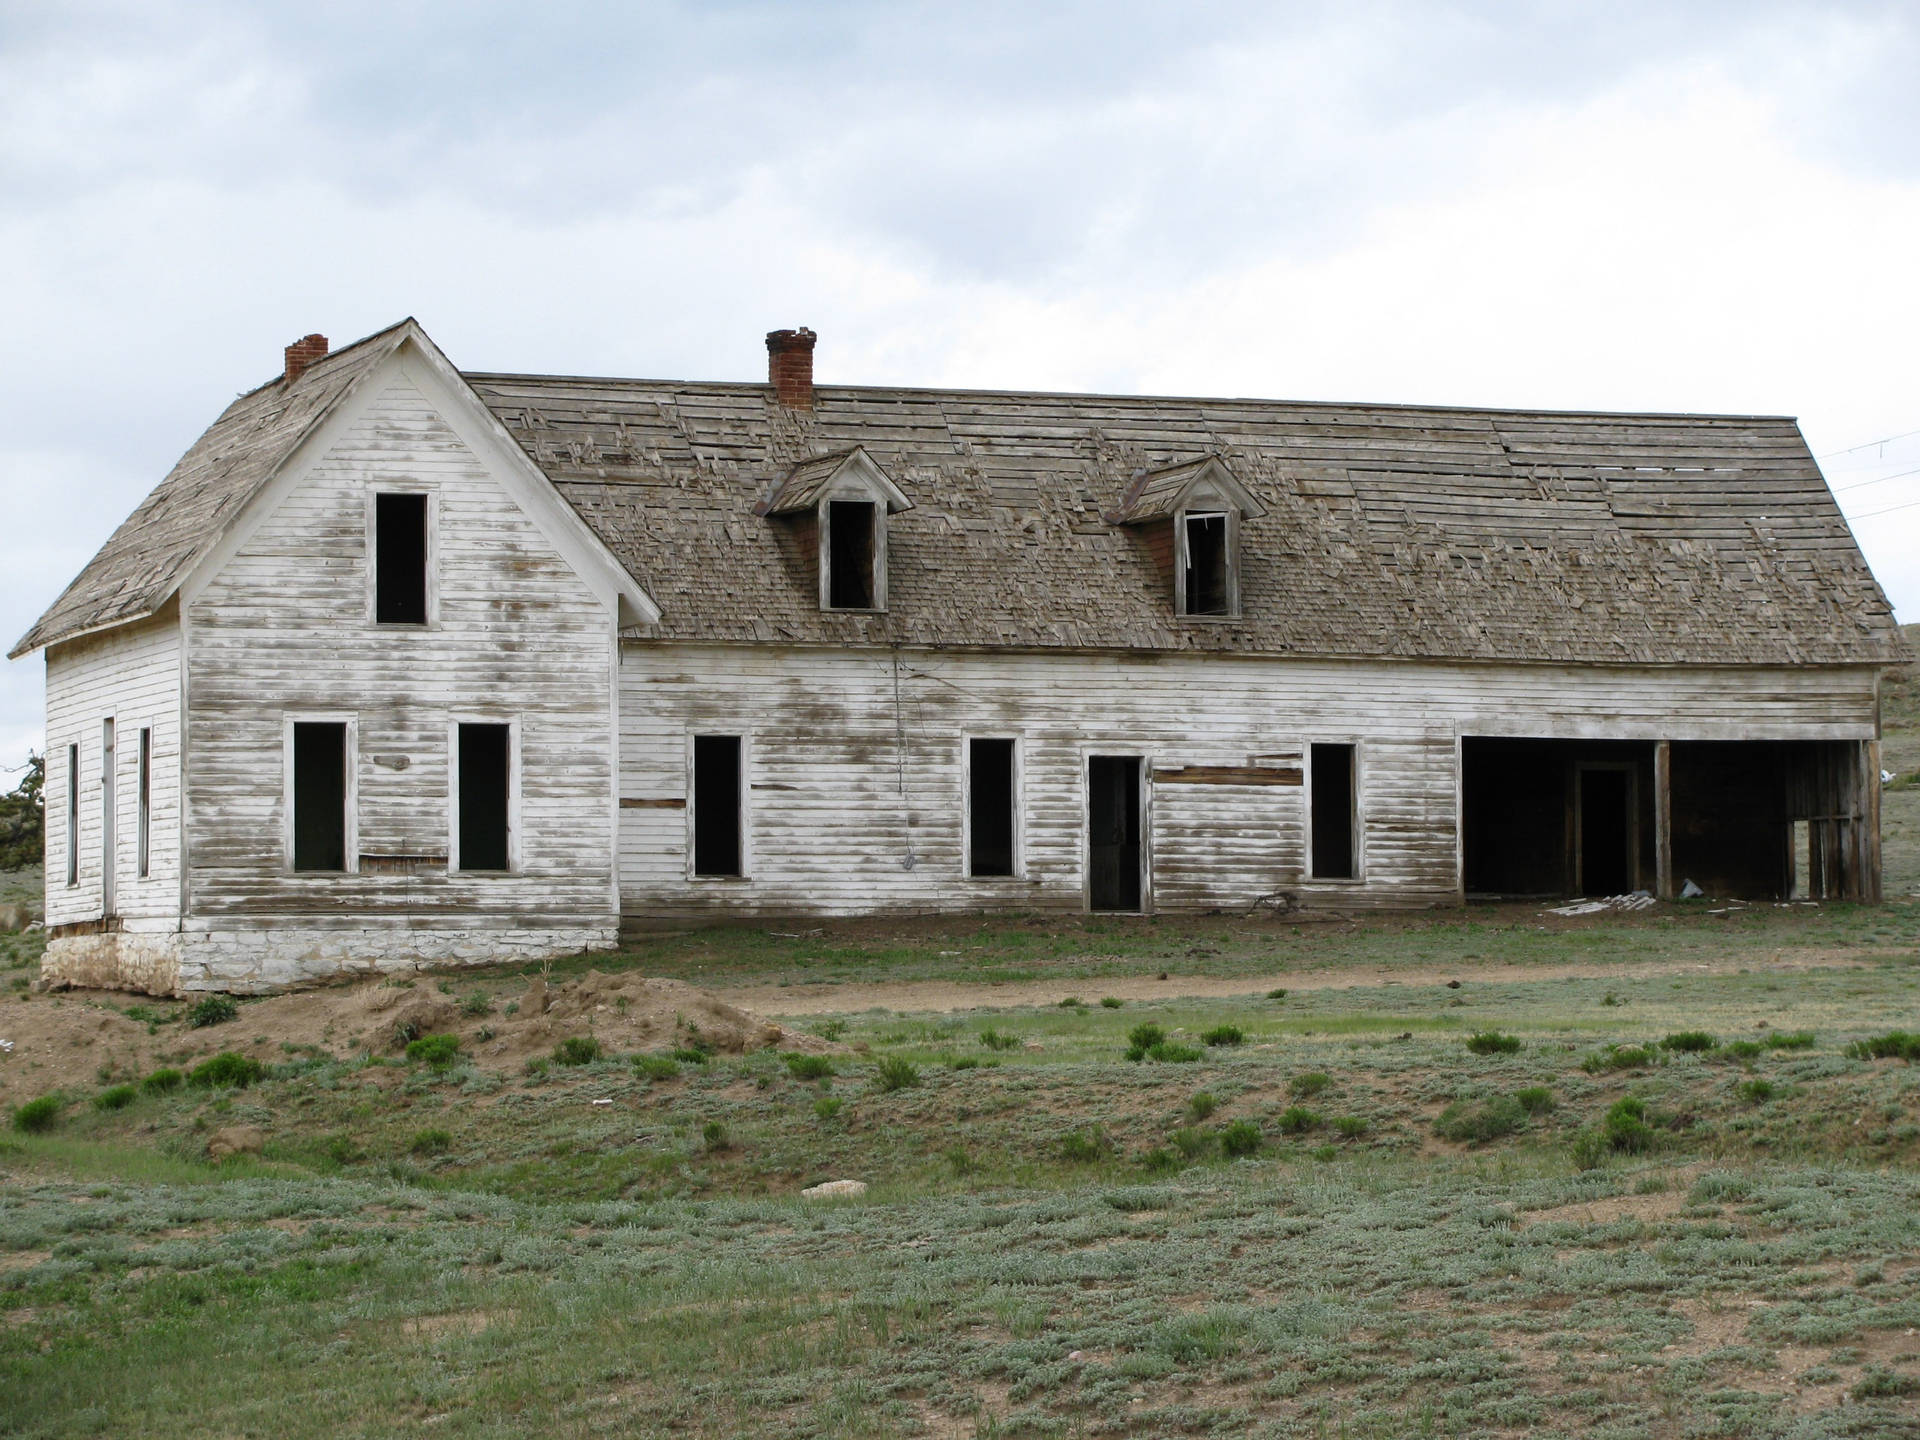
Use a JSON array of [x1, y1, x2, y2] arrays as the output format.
[[12, 320, 655, 658], [758, 447, 914, 517], [1108, 455, 1269, 525], [467, 372, 1906, 667], [9, 321, 414, 658], [16, 318, 1906, 668]]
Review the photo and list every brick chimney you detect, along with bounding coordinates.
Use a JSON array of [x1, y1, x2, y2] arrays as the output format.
[[283, 333, 329, 384], [766, 327, 816, 409]]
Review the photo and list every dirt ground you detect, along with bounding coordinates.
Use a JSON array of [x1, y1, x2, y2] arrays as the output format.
[[714, 949, 1875, 1016], [0, 969, 836, 1104]]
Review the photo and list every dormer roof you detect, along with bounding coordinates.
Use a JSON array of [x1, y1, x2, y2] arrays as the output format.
[[757, 446, 914, 518], [1106, 455, 1269, 525]]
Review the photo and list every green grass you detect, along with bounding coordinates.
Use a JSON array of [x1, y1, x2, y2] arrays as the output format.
[[7, 905, 1920, 1434]]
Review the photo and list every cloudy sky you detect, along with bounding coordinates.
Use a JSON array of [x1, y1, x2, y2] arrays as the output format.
[[3, 0, 1918, 772]]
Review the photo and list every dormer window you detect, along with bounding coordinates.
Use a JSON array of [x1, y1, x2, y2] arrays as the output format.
[[1108, 456, 1266, 621], [826, 500, 879, 610], [1181, 511, 1232, 616], [757, 447, 913, 614]]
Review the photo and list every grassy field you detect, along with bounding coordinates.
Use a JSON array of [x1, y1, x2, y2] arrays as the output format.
[[5, 901, 1920, 1436]]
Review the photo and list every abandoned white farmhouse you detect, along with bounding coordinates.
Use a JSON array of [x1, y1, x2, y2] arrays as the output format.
[[14, 319, 1907, 993]]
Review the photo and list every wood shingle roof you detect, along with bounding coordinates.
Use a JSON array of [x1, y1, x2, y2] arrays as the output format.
[[16, 318, 1906, 669], [469, 372, 1906, 666]]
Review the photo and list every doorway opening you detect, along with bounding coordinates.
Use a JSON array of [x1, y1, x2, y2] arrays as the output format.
[[1576, 764, 1636, 896], [1088, 755, 1143, 912]]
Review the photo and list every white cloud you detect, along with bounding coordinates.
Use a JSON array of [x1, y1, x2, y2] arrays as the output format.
[[1, 0, 1916, 769]]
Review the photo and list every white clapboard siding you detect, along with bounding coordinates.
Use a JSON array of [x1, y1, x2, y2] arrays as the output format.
[[43, 612, 182, 927], [617, 644, 1880, 918], [186, 379, 617, 925]]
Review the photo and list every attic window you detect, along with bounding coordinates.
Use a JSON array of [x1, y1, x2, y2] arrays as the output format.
[[374, 493, 429, 625], [826, 500, 878, 610], [1182, 513, 1230, 616]]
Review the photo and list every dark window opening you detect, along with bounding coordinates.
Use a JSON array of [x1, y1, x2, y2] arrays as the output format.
[[375, 492, 429, 624], [1577, 767, 1632, 896], [1183, 513, 1229, 615], [458, 723, 511, 871], [65, 743, 78, 886], [827, 500, 877, 609], [137, 728, 151, 879], [969, 738, 1017, 877], [1088, 755, 1143, 911], [1310, 743, 1356, 880], [693, 735, 742, 877], [292, 722, 348, 872]]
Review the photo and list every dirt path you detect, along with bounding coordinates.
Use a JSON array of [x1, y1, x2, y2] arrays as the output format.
[[713, 951, 1873, 1016]]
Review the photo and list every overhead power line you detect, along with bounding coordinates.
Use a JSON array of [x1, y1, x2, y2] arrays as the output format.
[[1846, 495, 1920, 522], [1818, 428, 1920, 460], [1833, 464, 1920, 494]]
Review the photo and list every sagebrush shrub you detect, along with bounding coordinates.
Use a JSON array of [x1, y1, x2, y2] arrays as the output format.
[[701, 1120, 730, 1151], [410, 1128, 452, 1156], [1433, 1096, 1524, 1143], [1059, 1126, 1110, 1163], [11, 1095, 60, 1133], [1220, 1119, 1262, 1157], [1514, 1086, 1556, 1115], [1146, 1042, 1202, 1063], [1724, 1040, 1764, 1061], [813, 1095, 843, 1121], [1333, 1114, 1368, 1139], [405, 1033, 462, 1067], [1140, 1146, 1181, 1174], [979, 1029, 1020, 1052], [1266, 988, 1288, 1001], [140, 1068, 183, 1095], [1100, 997, 1124, 1009], [1466, 1031, 1522, 1055], [1582, 1045, 1657, 1073], [632, 1054, 680, 1081], [189, 1053, 263, 1089], [1662, 1030, 1717, 1053], [1202, 1026, 1244, 1047], [460, 992, 494, 1018], [92, 1084, 136, 1112], [1603, 1096, 1657, 1153], [1738, 1079, 1775, 1104], [1289, 1072, 1331, 1098], [1277, 1105, 1321, 1135], [1766, 1030, 1816, 1051], [1126, 1023, 1166, 1059], [1171, 1126, 1214, 1159], [1847, 1032, 1919, 1062], [669, 1047, 709, 1065], [1186, 1091, 1219, 1122], [187, 995, 238, 1029], [783, 1053, 836, 1080], [873, 1056, 920, 1091], [553, 1036, 602, 1066]]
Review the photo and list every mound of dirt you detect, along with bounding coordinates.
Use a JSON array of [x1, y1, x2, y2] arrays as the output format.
[[0, 970, 828, 1103]]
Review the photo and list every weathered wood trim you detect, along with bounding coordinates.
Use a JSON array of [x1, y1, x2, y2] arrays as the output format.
[[281, 712, 359, 874], [364, 485, 441, 628], [963, 733, 1027, 879], [1653, 739, 1674, 899], [1152, 764, 1301, 786], [447, 714, 522, 874]]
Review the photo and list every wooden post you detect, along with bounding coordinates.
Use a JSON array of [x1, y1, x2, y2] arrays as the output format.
[[1865, 738, 1883, 904], [1654, 740, 1674, 900]]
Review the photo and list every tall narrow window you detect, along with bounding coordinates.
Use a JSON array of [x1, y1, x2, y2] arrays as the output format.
[[457, 723, 512, 872], [692, 735, 742, 877], [968, 738, 1017, 877], [100, 720, 116, 917], [292, 722, 348, 872], [826, 500, 877, 609], [374, 492, 429, 624], [1182, 513, 1230, 616], [136, 728, 151, 879], [65, 743, 78, 886], [1310, 743, 1356, 880]]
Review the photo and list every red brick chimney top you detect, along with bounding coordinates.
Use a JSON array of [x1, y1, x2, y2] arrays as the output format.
[[766, 328, 816, 409], [284, 333, 329, 384]]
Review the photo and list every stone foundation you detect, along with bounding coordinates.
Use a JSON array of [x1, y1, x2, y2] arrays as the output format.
[[41, 922, 618, 996]]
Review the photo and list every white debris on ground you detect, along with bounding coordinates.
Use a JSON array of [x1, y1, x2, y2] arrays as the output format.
[[0, 1039, 12, 1053], [801, 1179, 868, 1200], [1545, 891, 1658, 917]]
